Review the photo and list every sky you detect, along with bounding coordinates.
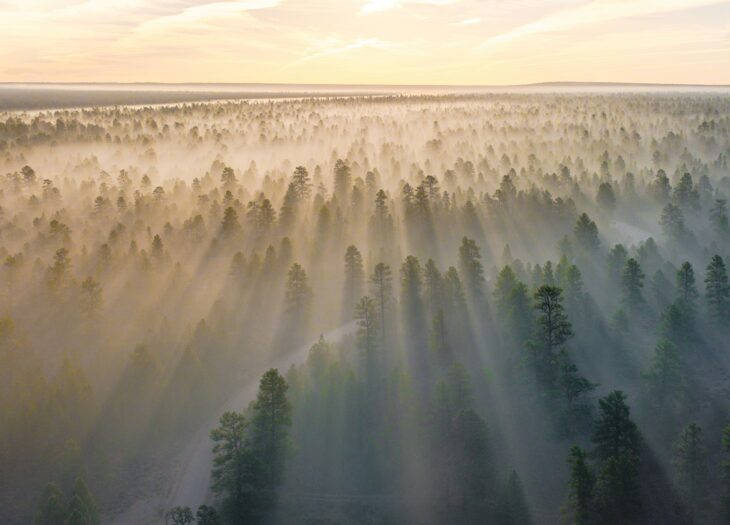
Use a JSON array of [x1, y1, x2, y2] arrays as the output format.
[[0, 0, 729, 85]]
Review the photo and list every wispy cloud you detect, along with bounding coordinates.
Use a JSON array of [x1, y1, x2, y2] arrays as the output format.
[[286, 37, 398, 66], [360, 0, 458, 15], [452, 17, 482, 26], [484, 0, 729, 46], [133, 0, 280, 33], [0, 0, 728, 84]]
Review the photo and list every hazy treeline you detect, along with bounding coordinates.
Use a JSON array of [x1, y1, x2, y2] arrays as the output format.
[[1, 92, 730, 524]]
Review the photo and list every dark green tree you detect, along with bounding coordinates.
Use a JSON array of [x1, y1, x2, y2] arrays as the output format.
[[495, 470, 532, 525], [650, 169, 671, 204], [574, 213, 600, 252], [370, 262, 393, 345], [620, 258, 645, 317], [596, 182, 616, 213], [673, 173, 699, 212], [705, 255, 729, 325], [592, 391, 641, 524], [196, 505, 220, 525], [722, 424, 730, 521], [333, 159, 351, 201], [429, 309, 451, 362], [607, 244, 628, 286], [354, 296, 378, 359], [710, 199, 729, 239], [423, 258, 444, 314], [33, 482, 66, 525], [660, 203, 687, 245], [210, 412, 257, 523], [458, 236, 485, 299], [527, 286, 574, 390], [343, 245, 364, 311], [285, 263, 312, 324], [401, 255, 424, 337], [451, 408, 491, 522], [642, 340, 684, 412], [493, 265, 518, 312], [675, 262, 699, 322], [165, 506, 194, 525], [566, 445, 594, 525], [674, 423, 708, 524], [252, 369, 292, 488], [65, 477, 99, 525]]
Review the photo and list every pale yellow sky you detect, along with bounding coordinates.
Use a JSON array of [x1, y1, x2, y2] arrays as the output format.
[[1, 0, 729, 85]]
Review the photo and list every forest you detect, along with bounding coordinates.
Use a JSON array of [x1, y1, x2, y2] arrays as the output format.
[[1, 91, 730, 524]]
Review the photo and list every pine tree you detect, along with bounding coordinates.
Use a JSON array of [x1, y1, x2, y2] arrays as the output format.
[[165, 506, 194, 525], [710, 199, 729, 239], [596, 182, 616, 213], [370, 262, 393, 345], [371, 189, 393, 242], [285, 263, 312, 324], [80, 277, 102, 318], [493, 265, 518, 313], [196, 505, 220, 525], [343, 245, 364, 311], [221, 166, 237, 186], [675, 262, 699, 320], [458, 236, 485, 299], [722, 424, 730, 520], [333, 159, 351, 201], [507, 282, 533, 346], [423, 258, 444, 314], [400, 255, 424, 335], [674, 423, 707, 524], [705, 255, 730, 325], [592, 391, 641, 524], [527, 286, 574, 390], [220, 206, 241, 238], [291, 166, 312, 201], [65, 476, 99, 525], [495, 470, 532, 525], [33, 482, 66, 525], [252, 369, 291, 488], [558, 355, 596, 407], [574, 213, 600, 252], [620, 258, 645, 317], [642, 339, 685, 412], [660, 202, 687, 244], [278, 183, 298, 231], [429, 309, 451, 362], [566, 445, 594, 525], [607, 244, 628, 286], [650, 169, 671, 204], [354, 296, 378, 359], [673, 173, 699, 212]]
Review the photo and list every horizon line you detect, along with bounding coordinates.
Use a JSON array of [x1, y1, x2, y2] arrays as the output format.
[[2, 80, 730, 89]]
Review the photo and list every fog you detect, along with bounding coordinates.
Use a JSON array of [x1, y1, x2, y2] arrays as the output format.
[[2, 90, 730, 524]]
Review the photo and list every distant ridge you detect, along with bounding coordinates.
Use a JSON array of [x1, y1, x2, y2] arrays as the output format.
[[1, 81, 729, 111]]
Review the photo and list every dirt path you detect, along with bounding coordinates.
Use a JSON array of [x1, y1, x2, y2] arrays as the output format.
[[109, 322, 356, 524]]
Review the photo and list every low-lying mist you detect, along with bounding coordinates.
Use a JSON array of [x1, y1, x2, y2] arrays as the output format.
[[1, 91, 730, 524]]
